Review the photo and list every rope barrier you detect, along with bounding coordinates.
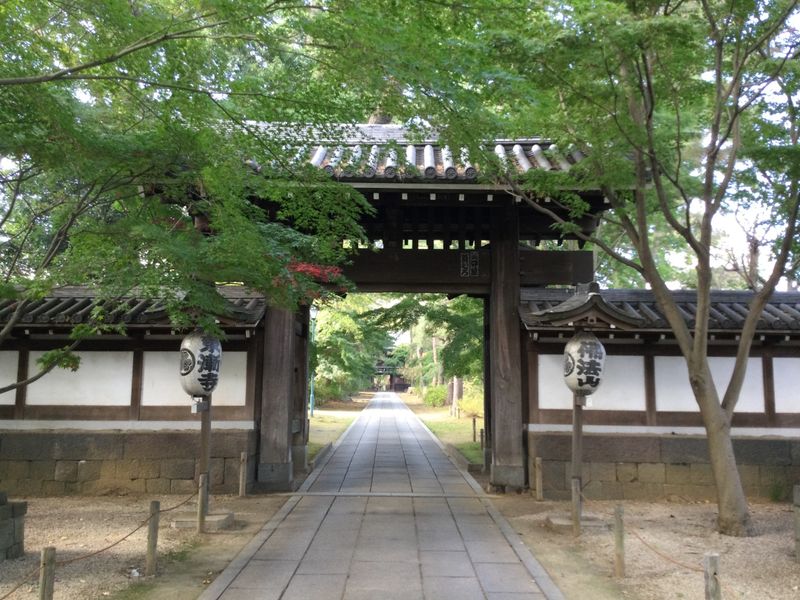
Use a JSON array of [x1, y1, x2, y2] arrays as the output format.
[[0, 491, 198, 600]]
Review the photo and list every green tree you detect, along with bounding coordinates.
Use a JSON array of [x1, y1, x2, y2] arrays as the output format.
[[313, 294, 393, 402], [320, 0, 800, 535], [0, 1, 374, 391]]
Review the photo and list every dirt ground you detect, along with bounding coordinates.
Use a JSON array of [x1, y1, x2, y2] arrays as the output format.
[[492, 493, 800, 600]]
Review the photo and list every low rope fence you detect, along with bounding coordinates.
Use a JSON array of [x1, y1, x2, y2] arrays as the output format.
[[529, 467, 737, 600], [0, 491, 197, 600]]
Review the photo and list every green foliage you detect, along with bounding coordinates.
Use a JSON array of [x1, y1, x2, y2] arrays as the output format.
[[313, 294, 393, 402], [459, 379, 484, 417], [423, 385, 447, 408]]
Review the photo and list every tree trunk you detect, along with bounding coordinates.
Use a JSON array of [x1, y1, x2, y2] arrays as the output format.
[[692, 371, 754, 536]]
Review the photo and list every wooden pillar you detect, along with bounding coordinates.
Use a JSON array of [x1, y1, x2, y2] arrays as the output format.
[[488, 202, 525, 489], [257, 307, 296, 491], [292, 308, 310, 473], [482, 298, 493, 471]]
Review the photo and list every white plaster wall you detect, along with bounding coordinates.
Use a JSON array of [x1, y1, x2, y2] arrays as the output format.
[[26, 351, 133, 406], [773, 357, 800, 413], [654, 356, 764, 412], [0, 351, 18, 405], [538, 354, 646, 410], [142, 351, 247, 407]]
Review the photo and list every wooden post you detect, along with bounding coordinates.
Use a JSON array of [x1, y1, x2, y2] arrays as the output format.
[[38, 546, 56, 600], [614, 504, 625, 578], [145, 500, 160, 577], [488, 203, 524, 489], [197, 474, 208, 534], [472, 416, 477, 442], [704, 553, 721, 600], [480, 428, 485, 449], [794, 485, 800, 562], [198, 393, 212, 513], [258, 308, 296, 490], [571, 392, 584, 536], [535, 457, 543, 501], [239, 452, 248, 498]]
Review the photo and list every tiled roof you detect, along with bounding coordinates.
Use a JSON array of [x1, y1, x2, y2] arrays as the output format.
[[249, 124, 583, 182], [520, 288, 800, 333], [0, 287, 266, 329]]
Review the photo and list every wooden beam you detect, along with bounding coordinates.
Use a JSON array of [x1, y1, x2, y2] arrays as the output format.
[[344, 248, 594, 294]]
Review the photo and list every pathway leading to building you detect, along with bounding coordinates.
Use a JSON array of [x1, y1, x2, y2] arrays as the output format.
[[200, 392, 563, 600]]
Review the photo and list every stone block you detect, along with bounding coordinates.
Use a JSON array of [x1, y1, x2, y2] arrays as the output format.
[[530, 435, 571, 460], [29, 461, 55, 481], [6, 542, 23, 559], [224, 457, 242, 486], [1, 461, 30, 480], [41, 481, 66, 495], [114, 459, 158, 480], [54, 461, 78, 482], [622, 482, 664, 500], [660, 437, 709, 464], [0, 505, 10, 520], [170, 479, 196, 495], [124, 433, 198, 459], [666, 464, 691, 484], [0, 492, 6, 505], [211, 431, 254, 458], [690, 464, 715, 485], [759, 465, 788, 485], [77, 460, 101, 482], [582, 480, 604, 500], [791, 441, 800, 465], [638, 463, 666, 483], [161, 459, 195, 480], [196, 458, 225, 486], [12, 518, 22, 542], [98, 461, 117, 480], [64, 482, 81, 494], [145, 478, 171, 494], [52, 434, 124, 460], [616, 463, 638, 483], [600, 481, 624, 500], [541, 461, 567, 490], [590, 462, 617, 483], [585, 436, 661, 463], [734, 439, 792, 466], [0, 521, 12, 549], [663, 484, 714, 501], [14, 479, 42, 495], [737, 464, 760, 487]]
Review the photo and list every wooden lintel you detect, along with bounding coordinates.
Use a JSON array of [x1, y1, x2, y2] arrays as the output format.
[[344, 248, 594, 293]]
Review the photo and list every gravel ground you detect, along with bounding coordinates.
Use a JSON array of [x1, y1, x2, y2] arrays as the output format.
[[496, 496, 800, 600], [0, 492, 292, 600]]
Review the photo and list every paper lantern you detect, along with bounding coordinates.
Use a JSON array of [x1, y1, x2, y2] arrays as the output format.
[[563, 330, 605, 396], [180, 331, 222, 397]]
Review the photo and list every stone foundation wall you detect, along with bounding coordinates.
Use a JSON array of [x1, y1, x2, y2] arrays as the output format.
[[0, 492, 26, 560], [0, 431, 257, 496], [528, 432, 800, 501]]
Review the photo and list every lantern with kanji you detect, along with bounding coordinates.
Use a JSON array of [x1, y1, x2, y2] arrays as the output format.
[[563, 330, 605, 396], [180, 330, 222, 397]]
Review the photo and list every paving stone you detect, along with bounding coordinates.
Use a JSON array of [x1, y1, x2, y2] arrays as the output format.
[[281, 574, 347, 600], [422, 576, 485, 600], [420, 550, 476, 578], [474, 563, 542, 594]]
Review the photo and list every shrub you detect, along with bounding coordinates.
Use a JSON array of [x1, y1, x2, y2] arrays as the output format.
[[423, 385, 448, 407]]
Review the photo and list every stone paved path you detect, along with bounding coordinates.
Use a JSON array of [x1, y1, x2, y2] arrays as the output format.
[[200, 392, 563, 600]]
